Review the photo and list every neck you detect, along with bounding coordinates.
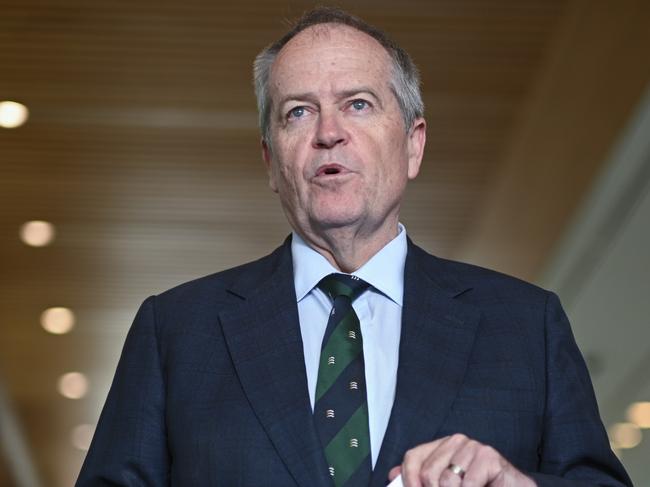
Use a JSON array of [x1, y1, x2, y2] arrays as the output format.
[[297, 217, 400, 273]]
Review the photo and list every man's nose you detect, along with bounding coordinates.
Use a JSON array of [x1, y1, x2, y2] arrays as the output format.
[[313, 110, 347, 149]]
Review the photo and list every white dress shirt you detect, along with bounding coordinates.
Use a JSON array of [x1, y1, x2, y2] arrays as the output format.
[[291, 225, 407, 467]]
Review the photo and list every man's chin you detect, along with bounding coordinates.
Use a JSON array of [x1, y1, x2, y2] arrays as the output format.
[[309, 211, 364, 231]]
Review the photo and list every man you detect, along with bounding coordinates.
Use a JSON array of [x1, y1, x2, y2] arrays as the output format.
[[77, 7, 632, 487]]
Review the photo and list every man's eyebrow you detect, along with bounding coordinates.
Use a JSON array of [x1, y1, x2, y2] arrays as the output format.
[[335, 88, 383, 107], [276, 87, 384, 109], [277, 92, 319, 109]]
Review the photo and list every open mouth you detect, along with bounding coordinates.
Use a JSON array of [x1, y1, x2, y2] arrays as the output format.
[[316, 164, 346, 177]]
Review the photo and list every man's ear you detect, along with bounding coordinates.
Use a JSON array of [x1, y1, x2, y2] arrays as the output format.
[[407, 117, 426, 180], [261, 138, 279, 193]]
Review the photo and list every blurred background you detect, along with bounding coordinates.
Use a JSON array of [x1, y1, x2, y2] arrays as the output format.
[[1, 0, 649, 485]]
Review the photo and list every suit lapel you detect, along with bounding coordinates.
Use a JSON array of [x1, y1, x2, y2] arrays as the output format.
[[217, 239, 480, 487], [371, 243, 481, 487], [219, 243, 332, 487]]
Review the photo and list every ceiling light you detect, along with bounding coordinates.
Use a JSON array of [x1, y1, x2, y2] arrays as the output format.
[[20, 220, 55, 247], [627, 401, 650, 428], [70, 424, 95, 451], [0, 101, 29, 128], [609, 422, 642, 449], [57, 372, 89, 399], [40, 307, 75, 335]]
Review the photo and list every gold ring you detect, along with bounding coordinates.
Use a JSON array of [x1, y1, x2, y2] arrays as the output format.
[[448, 463, 466, 477]]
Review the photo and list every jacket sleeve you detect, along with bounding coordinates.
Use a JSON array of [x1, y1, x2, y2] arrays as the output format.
[[527, 292, 632, 487], [76, 296, 170, 486]]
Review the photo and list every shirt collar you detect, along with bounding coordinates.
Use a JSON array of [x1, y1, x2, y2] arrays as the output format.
[[291, 224, 407, 306]]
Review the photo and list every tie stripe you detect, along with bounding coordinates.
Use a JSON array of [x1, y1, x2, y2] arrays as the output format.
[[315, 273, 371, 487], [314, 356, 366, 445], [323, 405, 371, 483], [316, 312, 363, 401]]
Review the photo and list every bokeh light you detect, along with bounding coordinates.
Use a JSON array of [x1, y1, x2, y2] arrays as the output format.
[[609, 422, 642, 449], [57, 372, 89, 399], [40, 307, 75, 335], [627, 402, 650, 429], [71, 424, 95, 451], [20, 220, 56, 247], [0, 100, 29, 128]]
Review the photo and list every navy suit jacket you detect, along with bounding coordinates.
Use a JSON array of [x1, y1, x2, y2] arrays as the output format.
[[77, 239, 632, 486]]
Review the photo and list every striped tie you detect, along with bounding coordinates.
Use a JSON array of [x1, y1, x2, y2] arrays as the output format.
[[315, 273, 371, 487]]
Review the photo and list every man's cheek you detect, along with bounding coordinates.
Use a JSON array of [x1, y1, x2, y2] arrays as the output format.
[[266, 165, 280, 193]]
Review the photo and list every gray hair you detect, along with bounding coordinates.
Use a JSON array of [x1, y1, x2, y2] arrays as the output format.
[[253, 7, 424, 144]]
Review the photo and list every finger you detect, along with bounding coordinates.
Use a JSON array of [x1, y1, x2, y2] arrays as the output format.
[[418, 434, 470, 487], [401, 437, 447, 487], [460, 444, 504, 487], [439, 441, 479, 487], [388, 466, 402, 481], [438, 464, 464, 487]]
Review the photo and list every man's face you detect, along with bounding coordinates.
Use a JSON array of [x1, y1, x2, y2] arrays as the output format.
[[263, 24, 425, 240]]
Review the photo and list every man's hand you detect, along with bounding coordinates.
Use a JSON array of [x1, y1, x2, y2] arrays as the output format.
[[388, 434, 536, 487]]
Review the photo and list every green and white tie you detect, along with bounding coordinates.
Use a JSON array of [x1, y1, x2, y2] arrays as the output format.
[[315, 273, 372, 487]]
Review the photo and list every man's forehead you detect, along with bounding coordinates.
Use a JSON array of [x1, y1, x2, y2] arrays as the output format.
[[269, 24, 393, 94]]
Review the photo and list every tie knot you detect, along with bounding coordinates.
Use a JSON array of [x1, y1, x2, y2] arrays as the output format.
[[318, 273, 370, 302]]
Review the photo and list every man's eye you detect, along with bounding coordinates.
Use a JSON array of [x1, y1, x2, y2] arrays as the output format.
[[288, 106, 305, 119], [351, 100, 369, 111]]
